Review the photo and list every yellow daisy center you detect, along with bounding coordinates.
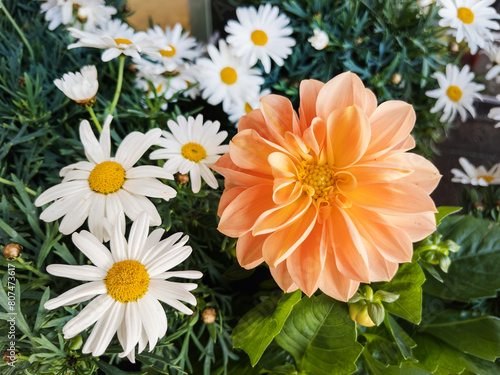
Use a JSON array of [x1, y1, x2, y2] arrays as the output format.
[[298, 161, 335, 201], [244, 102, 253, 113], [104, 260, 150, 303], [446, 85, 462, 102], [88, 161, 126, 195], [181, 142, 207, 162], [220, 67, 238, 85], [251, 30, 268, 46], [478, 175, 494, 183], [160, 45, 176, 57], [457, 7, 474, 24], [114, 38, 133, 45]]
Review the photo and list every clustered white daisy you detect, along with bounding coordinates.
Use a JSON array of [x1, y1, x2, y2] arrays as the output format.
[[451, 157, 500, 186], [425, 63, 484, 122]]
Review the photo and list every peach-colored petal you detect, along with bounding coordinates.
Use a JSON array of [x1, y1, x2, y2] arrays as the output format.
[[217, 187, 245, 217], [349, 162, 412, 185], [211, 154, 272, 190], [364, 101, 416, 159], [269, 261, 299, 293], [349, 182, 437, 215], [286, 223, 326, 296], [236, 231, 267, 269], [269, 152, 298, 179], [299, 79, 324, 132], [381, 211, 436, 242], [253, 193, 312, 236], [262, 205, 317, 267], [218, 184, 276, 237], [273, 178, 301, 205], [364, 88, 377, 117], [260, 95, 300, 143], [303, 117, 326, 156], [328, 207, 370, 282], [316, 72, 369, 120], [326, 105, 371, 168], [384, 153, 441, 194], [238, 106, 273, 139], [319, 243, 360, 302]]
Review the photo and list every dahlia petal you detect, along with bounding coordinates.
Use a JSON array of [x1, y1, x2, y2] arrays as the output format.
[[299, 79, 324, 132], [318, 248, 359, 302], [269, 261, 299, 293], [364, 101, 416, 159], [211, 154, 272, 190], [302, 117, 326, 156], [260, 94, 300, 142], [218, 184, 276, 237], [364, 88, 377, 117], [268, 152, 298, 178], [236, 231, 267, 269], [381, 211, 436, 242], [349, 163, 412, 185], [326, 105, 371, 168], [273, 178, 302, 205], [62, 295, 114, 339], [349, 182, 437, 215], [286, 223, 325, 296], [238, 107, 273, 139], [262, 205, 317, 267], [217, 187, 245, 217], [316, 72, 368, 120], [253, 193, 312, 236]]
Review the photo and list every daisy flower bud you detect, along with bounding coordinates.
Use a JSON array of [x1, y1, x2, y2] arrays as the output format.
[[54, 65, 99, 106]]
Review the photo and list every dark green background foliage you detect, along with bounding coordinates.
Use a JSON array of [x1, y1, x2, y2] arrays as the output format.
[[230, 0, 457, 158]]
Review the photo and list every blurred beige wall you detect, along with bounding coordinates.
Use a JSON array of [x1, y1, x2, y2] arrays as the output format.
[[127, 0, 190, 31]]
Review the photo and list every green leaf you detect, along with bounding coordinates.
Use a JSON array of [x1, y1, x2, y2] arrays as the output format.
[[420, 315, 500, 361], [232, 290, 301, 366], [275, 294, 363, 375], [385, 315, 416, 360], [435, 206, 461, 227], [375, 262, 425, 324], [413, 333, 500, 374], [94, 359, 146, 375], [424, 215, 500, 301], [362, 348, 434, 375]]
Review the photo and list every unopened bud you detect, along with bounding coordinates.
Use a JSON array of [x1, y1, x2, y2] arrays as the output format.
[[349, 301, 376, 327], [202, 307, 216, 324], [449, 42, 459, 52], [474, 201, 485, 212], [176, 173, 190, 185], [2, 243, 22, 260], [391, 73, 402, 85], [3, 348, 18, 364]]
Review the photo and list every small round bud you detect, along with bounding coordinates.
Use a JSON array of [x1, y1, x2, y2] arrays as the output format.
[[3, 348, 18, 364], [202, 307, 217, 324], [355, 37, 363, 45], [176, 173, 190, 185], [18, 78, 26, 87], [2, 242, 23, 260], [391, 73, 402, 85], [348, 301, 375, 327], [474, 201, 485, 212], [449, 42, 459, 53]]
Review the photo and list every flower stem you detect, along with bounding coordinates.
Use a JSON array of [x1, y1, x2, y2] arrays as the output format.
[[0, 177, 36, 196], [108, 55, 125, 116], [0, 0, 35, 60], [16, 257, 50, 279], [86, 105, 102, 133]]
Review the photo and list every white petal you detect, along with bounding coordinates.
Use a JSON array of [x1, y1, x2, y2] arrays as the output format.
[[58, 194, 93, 235], [88, 193, 106, 242], [149, 280, 197, 305], [72, 231, 115, 269], [137, 295, 161, 351], [147, 245, 193, 277], [44, 281, 106, 310], [115, 129, 162, 170], [122, 178, 177, 201], [157, 270, 203, 280], [127, 212, 150, 260], [35, 181, 90, 207], [126, 165, 174, 180], [116, 189, 161, 225], [46, 264, 107, 281], [79, 120, 106, 164]]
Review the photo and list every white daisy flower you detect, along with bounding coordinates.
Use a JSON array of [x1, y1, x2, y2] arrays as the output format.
[[146, 24, 199, 71], [225, 4, 296, 73], [438, 0, 500, 55], [67, 20, 159, 62], [76, 0, 117, 32], [35, 115, 177, 242], [425, 64, 484, 122], [150, 115, 229, 193], [418, 0, 439, 7], [54, 65, 99, 105], [487, 94, 500, 128], [196, 40, 264, 111], [308, 29, 329, 50], [485, 43, 500, 82], [451, 157, 500, 186], [44, 212, 203, 362], [40, 0, 78, 31], [226, 87, 271, 124]]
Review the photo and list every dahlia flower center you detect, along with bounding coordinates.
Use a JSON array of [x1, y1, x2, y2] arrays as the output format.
[[160, 45, 176, 57], [220, 67, 238, 85], [446, 85, 462, 102], [244, 102, 253, 113], [181, 142, 207, 162], [298, 162, 335, 200], [114, 38, 133, 46], [104, 260, 150, 303], [251, 30, 268, 46], [478, 175, 494, 183], [457, 7, 474, 24], [88, 161, 126, 195]]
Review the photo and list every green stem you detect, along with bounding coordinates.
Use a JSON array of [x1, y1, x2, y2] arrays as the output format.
[[0, 0, 35, 60], [108, 55, 125, 116], [86, 105, 102, 133], [16, 257, 50, 279], [0, 177, 36, 196]]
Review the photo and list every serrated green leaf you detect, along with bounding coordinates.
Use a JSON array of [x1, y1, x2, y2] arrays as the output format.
[[275, 294, 363, 375], [376, 262, 425, 324], [435, 206, 461, 227], [420, 316, 500, 361], [424, 215, 500, 301], [232, 290, 301, 366]]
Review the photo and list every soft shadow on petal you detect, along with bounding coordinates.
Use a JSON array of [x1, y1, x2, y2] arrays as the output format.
[[236, 231, 267, 269], [269, 261, 299, 293], [211, 154, 273, 190], [298, 79, 324, 132], [381, 211, 436, 242]]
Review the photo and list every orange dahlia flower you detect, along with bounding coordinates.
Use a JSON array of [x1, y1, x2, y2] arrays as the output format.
[[212, 72, 440, 301]]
